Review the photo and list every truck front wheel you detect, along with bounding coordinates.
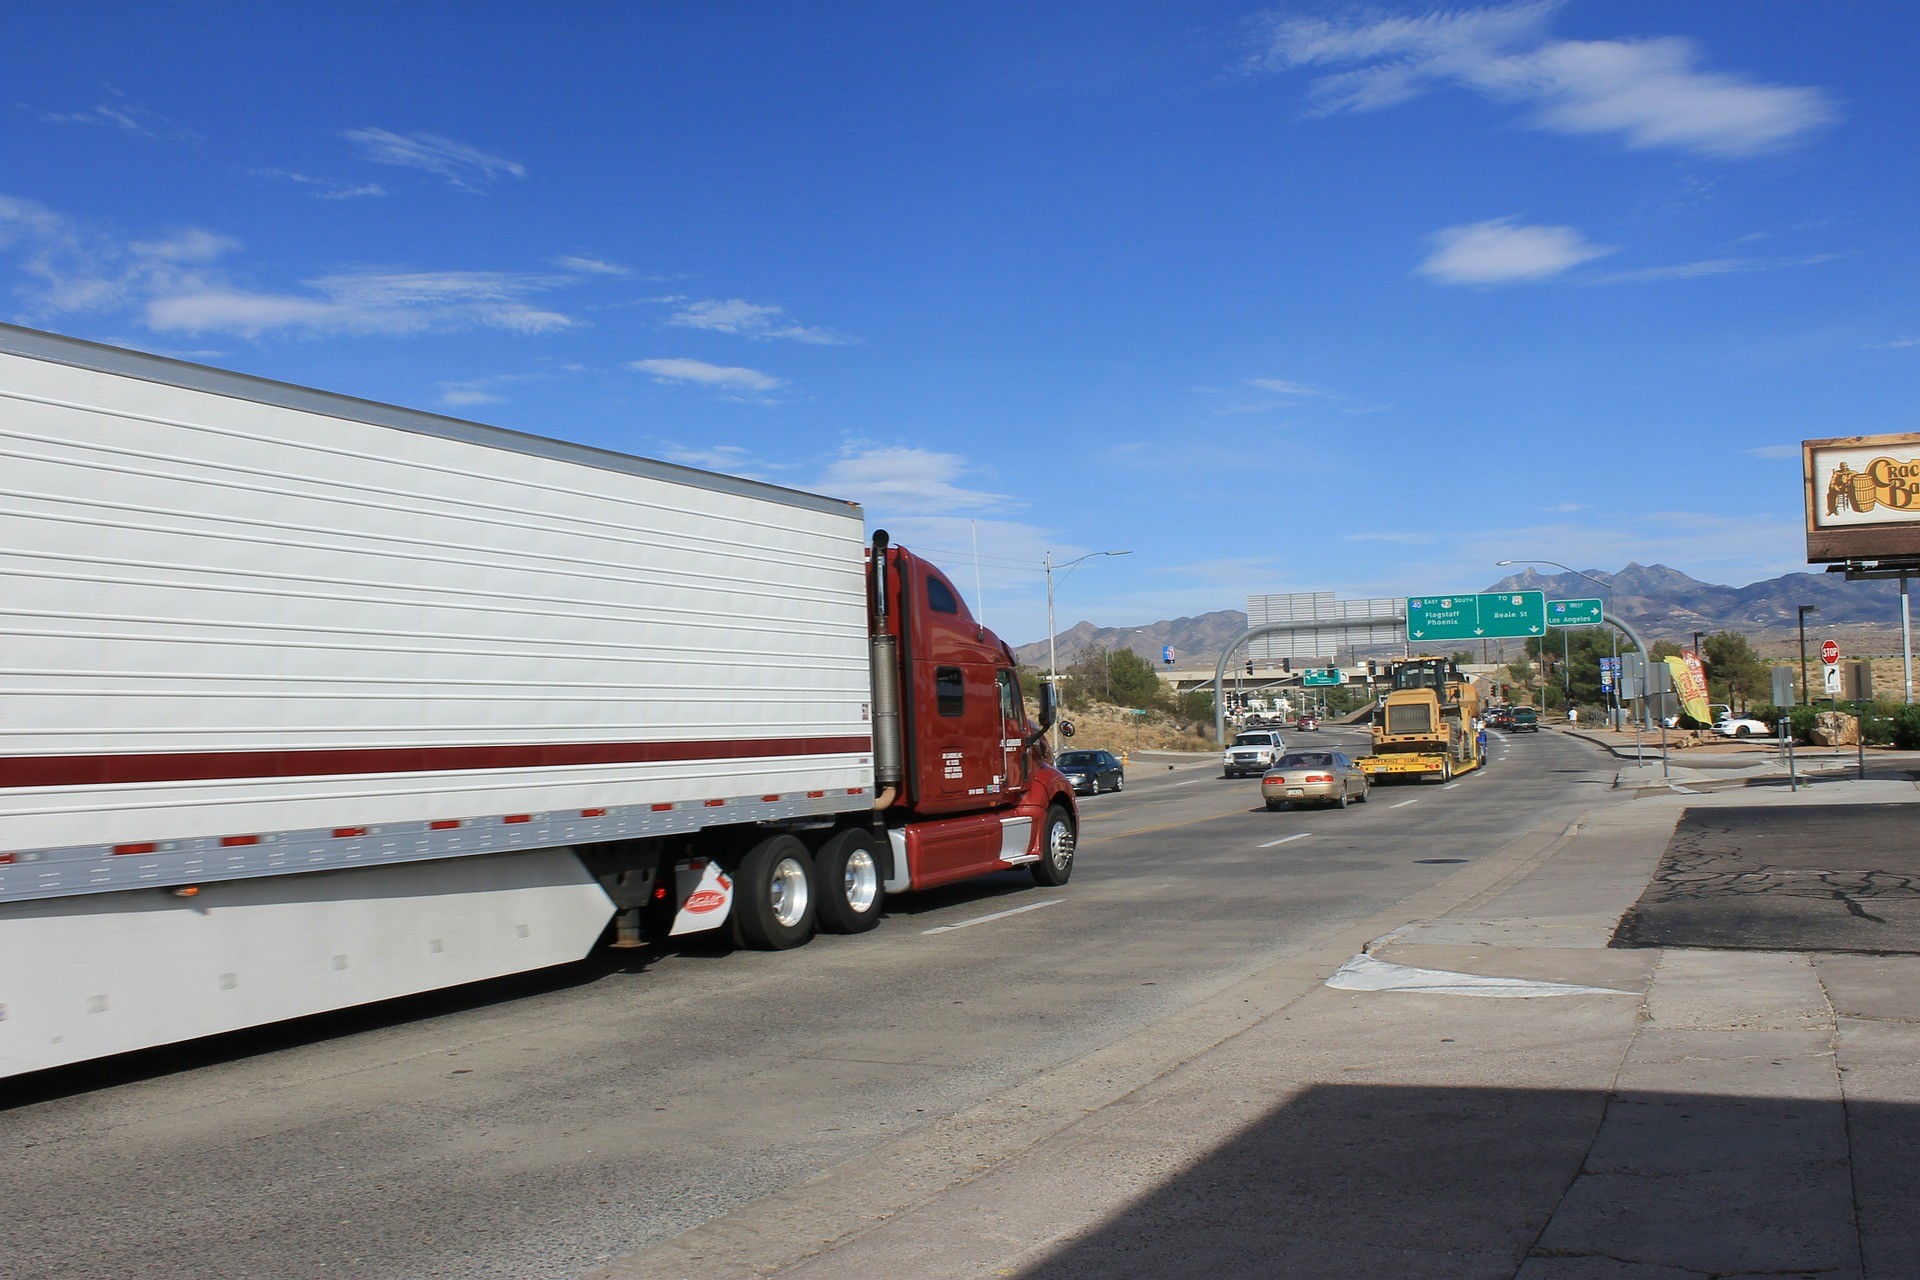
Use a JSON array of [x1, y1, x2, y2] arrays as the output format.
[[735, 834, 816, 950], [813, 829, 884, 934], [1031, 805, 1076, 887]]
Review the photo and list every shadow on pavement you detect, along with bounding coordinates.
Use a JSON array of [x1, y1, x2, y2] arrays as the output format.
[[1012, 1082, 1915, 1279]]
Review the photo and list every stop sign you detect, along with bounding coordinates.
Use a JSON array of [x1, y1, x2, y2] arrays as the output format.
[[1821, 639, 1841, 665]]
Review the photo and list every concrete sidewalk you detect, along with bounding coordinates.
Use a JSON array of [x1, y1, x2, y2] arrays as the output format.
[[593, 778, 1920, 1280]]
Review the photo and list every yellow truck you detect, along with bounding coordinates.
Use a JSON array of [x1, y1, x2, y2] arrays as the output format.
[[1359, 655, 1483, 783]]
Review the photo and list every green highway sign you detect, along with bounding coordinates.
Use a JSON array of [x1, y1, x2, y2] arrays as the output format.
[[1547, 597, 1604, 627], [1301, 668, 1344, 687], [1405, 591, 1546, 642]]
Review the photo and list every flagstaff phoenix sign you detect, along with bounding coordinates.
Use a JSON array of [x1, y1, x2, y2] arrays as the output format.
[[1804, 432, 1920, 562]]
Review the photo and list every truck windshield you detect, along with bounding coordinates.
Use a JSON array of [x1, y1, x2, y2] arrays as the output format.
[[1232, 733, 1274, 746]]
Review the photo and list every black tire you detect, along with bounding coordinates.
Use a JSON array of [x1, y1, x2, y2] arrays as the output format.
[[1336, 787, 1350, 810], [1358, 781, 1370, 803], [813, 829, 885, 934], [1031, 805, 1076, 886], [734, 834, 816, 950], [1265, 798, 1284, 812], [1735, 725, 1751, 738], [1114, 773, 1124, 792]]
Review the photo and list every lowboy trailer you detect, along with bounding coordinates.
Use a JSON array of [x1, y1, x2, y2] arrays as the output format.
[[0, 324, 1077, 1078]]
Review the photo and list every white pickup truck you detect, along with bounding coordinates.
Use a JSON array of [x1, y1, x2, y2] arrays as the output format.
[[1223, 729, 1287, 778]]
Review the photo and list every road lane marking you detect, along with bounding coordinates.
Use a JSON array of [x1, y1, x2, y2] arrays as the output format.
[[1441, 783, 1459, 790], [923, 899, 1066, 935], [1389, 798, 1421, 809], [1258, 833, 1310, 848]]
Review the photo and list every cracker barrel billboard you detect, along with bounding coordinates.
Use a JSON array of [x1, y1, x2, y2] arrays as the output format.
[[1804, 432, 1920, 562]]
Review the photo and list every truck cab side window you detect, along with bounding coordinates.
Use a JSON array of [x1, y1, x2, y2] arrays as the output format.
[[936, 666, 964, 716], [927, 576, 959, 615]]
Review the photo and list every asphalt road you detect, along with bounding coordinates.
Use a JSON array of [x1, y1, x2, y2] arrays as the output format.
[[4, 727, 1617, 1280]]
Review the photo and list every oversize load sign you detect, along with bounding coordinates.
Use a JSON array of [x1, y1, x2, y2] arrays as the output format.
[[1405, 591, 1545, 641], [1804, 432, 1920, 562]]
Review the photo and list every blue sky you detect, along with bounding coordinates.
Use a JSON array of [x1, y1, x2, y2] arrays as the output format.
[[4, 2, 1914, 647]]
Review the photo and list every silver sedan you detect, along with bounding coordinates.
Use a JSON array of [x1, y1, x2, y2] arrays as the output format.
[[1260, 750, 1370, 811]]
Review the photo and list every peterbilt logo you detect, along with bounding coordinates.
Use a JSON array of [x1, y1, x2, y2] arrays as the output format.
[[1827, 457, 1920, 515], [684, 889, 727, 913]]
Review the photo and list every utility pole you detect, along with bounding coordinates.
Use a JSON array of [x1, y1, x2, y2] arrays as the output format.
[[1798, 604, 1819, 703]]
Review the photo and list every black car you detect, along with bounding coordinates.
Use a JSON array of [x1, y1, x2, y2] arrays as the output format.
[[1056, 749, 1125, 795]]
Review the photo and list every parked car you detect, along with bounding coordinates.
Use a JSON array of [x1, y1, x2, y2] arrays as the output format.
[[1056, 748, 1125, 795], [1261, 751, 1369, 810], [1224, 729, 1287, 778], [1713, 715, 1770, 739], [1508, 707, 1541, 733]]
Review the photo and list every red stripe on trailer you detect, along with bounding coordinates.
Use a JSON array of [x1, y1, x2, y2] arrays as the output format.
[[113, 842, 157, 855], [704, 799, 725, 808], [761, 794, 781, 802], [332, 827, 368, 838], [502, 814, 532, 825], [0, 735, 874, 789], [0, 853, 14, 864], [650, 803, 673, 812], [580, 807, 606, 817], [220, 835, 261, 847], [429, 820, 461, 830]]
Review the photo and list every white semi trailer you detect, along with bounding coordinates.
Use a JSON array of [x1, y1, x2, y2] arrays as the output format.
[[0, 325, 1076, 1079]]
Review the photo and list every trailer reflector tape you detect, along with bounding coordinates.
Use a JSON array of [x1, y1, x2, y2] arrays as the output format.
[[704, 799, 725, 808], [580, 808, 607, 817], [113, 843, 158, 855], [219, 835, 261, 847], [503, 814, 533, 824], [332, 827, 369, 838], [651, 803, 674, 812], [807, 791, 825, 798], [429, 820, 461, 830], [761, 794, 781, 802], [0, 853, 13, 864]]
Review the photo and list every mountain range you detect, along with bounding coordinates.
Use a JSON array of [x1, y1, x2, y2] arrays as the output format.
[[1014, 564, 1913, 670]]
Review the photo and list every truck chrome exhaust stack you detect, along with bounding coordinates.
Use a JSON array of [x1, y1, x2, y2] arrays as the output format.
[[869, 530, 904, 807]]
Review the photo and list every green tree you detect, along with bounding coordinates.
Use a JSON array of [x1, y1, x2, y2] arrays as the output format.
[[1106, 647, 1164, 708], [1700, 631, 1768, 711]]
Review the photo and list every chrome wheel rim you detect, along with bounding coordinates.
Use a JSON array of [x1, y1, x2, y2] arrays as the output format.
[[1048, 819, 1075, 870], [843, 848, 879, 913], [770, 855, 811, 927]]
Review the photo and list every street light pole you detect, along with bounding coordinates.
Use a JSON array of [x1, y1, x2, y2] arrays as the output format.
[[1045, 548, 1132, 750], [1798, 604, 1818, 703], [1499, 558, 1618, 727]]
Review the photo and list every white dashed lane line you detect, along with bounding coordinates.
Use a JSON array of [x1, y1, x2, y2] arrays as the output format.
[[1258, 833, 1310, 849], [1389, 798, 1421, 809], [923, 899, 1066, 935]]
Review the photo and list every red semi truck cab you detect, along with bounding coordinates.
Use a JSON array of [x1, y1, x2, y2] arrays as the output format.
[[868, 532, 1077, 891]]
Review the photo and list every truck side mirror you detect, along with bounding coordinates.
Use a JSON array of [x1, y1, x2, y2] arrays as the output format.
[[1037, 681, 1058, 729]]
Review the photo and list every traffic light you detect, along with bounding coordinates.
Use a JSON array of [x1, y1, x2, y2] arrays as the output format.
[[1245, 660, 1254, 676]]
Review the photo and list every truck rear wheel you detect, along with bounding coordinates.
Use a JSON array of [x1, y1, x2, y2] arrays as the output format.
[[1031, 805, 1076, 887], [735, 834, 816, 950], [813, 829, 884, 934]]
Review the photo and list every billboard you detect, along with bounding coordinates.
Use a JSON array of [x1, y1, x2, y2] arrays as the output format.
[[1804, 432, 1920, 562]]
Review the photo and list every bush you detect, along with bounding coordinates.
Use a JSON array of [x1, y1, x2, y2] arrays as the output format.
[[1892, 704, 1920, 751]]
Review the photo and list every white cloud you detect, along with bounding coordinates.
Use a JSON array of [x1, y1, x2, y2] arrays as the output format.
[[666, 297, 846, 344], [438, 387, 503, 406], [252, 169, 387, 200], [1595, 253, 1838, 284], [38, 91, 193, 142], [343, 127, 526, 191], [553, 255, 630, 276], [629, 357, 784, 393], [128, 229, 243, 264], [1865, 336, 1920, 351], [1417, 217, 1613, 284], [149, 270, 576, 338], [1246, 377, 1324, 396], [1253, 1, 1836, 157], [815, 445, 1016, 514]]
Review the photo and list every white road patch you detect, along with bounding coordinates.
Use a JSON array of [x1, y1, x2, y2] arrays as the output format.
[[923, 899, 1066, 935], [1440, 783, 1459, 790], [1389, 798, 1421, 809], [1258, 833, 1310, 849], [1327, 953, 1633, 998], [1174, 779, 1202, 787]]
